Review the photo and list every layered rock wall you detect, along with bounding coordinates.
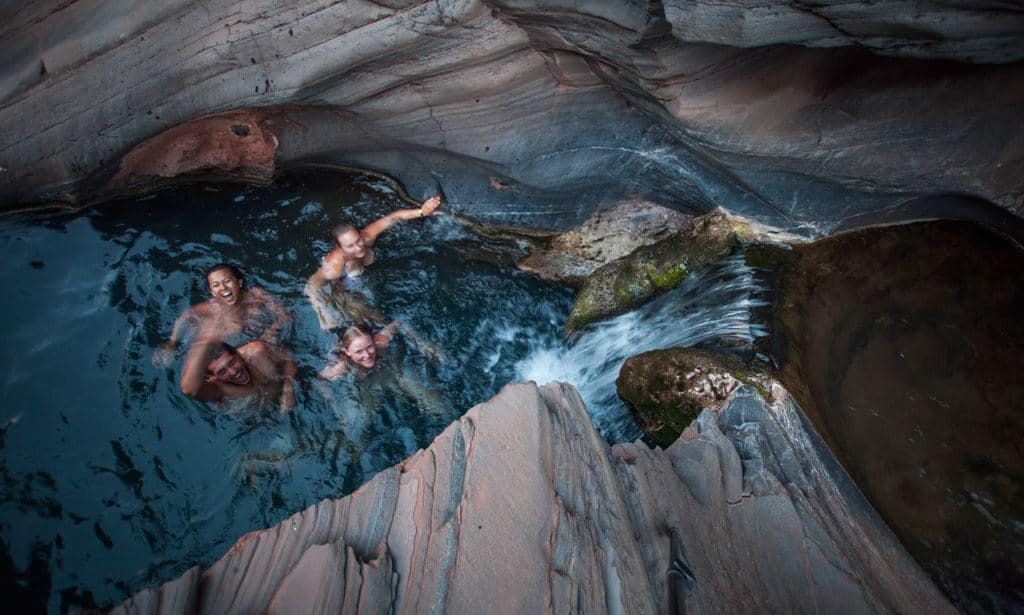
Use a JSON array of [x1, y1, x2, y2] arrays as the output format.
[[1, 1, 1022, 230], [112, 382, 953, 614]]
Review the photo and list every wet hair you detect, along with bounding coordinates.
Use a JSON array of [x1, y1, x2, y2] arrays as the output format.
[[331, 223, 359, 246], [206, 342, 239, 371], [340, 324, 374, 351], [205, 263, 245, 287]]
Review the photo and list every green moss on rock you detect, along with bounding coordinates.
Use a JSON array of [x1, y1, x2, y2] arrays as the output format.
[[616, 347, 750, 446], [567, 210, 754, 335]]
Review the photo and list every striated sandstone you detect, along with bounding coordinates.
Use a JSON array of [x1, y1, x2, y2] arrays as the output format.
[[111, 381, 954, 614], [0, 1, 1021, 228]]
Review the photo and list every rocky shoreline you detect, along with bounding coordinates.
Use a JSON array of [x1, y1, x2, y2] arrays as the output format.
[[111, 381, 952, 614]]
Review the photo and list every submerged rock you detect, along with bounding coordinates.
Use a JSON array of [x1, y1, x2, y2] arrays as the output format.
[[565, 210, 753, 334], [616, 347, 749, 446], [517, 200, 693, 287], [112, 381, 953, 614]]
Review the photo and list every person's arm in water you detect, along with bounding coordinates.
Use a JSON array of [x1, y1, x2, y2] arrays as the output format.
[[319, 359, 348, 381], [278, 353, 297, 413], [250, 286, 293, 343], [304, 254, 345, 330], [179, 338, 226, 402], [360, 195, 442, 247], [375, 321, 399, 349], [153, 308, 199, 366], [392, 320, 444, 363]]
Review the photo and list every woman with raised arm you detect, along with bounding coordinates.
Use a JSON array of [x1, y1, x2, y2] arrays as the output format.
[[153, 263, 292, 366], [305, 195, 442, 330]]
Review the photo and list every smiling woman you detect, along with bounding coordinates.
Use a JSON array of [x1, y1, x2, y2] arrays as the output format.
[[0, 169, 575, 612], [152, 263, 292, 367]]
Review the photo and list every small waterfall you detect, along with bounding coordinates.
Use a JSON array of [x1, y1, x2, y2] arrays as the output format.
[[517, 254, 767, 442]]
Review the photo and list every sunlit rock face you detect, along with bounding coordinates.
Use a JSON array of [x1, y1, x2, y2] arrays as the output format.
[[0, 0, 1021, 230], [111, 382, 954, 614]]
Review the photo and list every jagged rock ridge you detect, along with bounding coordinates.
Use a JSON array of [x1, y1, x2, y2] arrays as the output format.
[[113, 382, 953, 614]]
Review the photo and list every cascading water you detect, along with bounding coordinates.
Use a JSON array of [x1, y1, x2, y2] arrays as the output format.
[[517, 254, 768, 442], [0, 164, 769, 611]]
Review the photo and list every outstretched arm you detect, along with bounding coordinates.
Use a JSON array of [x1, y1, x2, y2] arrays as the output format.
[[180, 339, 223, 402], [361, 195, 442, 247], [153, 309, 197, 367]]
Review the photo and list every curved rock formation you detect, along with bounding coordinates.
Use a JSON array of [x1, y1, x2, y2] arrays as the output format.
[[772, 219, 1024, 612], [111, 381, 952, 614], [1, 1, 1022, 230], [662, 1, 1024, 63]]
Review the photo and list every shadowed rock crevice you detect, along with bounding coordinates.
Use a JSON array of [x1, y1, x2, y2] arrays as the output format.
[[772, 219, 1024, 612], [111, 381, 953, 614]]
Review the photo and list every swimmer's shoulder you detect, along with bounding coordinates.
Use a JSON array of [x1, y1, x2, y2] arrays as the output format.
[[321, 248, 346, 278], [192, 301, 216, 317]]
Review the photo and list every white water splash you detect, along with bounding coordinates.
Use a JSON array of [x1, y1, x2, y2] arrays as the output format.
[[517, 254, 767, 442]]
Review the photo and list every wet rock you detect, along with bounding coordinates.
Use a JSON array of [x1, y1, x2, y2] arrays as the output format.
[[771, 220, 1024, 612], [0, 1, 1021, 228], [105, 110, 279, 196], [565, 210, 752, 334], [663, 0, 1024, 63], [517, 200, 693, 287], [111, 381, 954, 614], [616, 347, 749, 446]]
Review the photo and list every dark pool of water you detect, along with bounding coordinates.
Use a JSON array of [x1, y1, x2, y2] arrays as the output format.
[[0, 170, 575, 612], [775, 220, 1024, 614]]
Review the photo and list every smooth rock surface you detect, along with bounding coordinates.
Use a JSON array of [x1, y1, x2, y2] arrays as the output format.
[[517, 199, 693, 286], [772, 220, 1024, 612], [566, 210, 749, 333], [111, 381, 953, 614], [0, 1, 1022, 230], [663, 0, 1024, 63]]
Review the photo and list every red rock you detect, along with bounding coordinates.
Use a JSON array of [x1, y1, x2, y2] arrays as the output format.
[[106, 110, 279, 195]]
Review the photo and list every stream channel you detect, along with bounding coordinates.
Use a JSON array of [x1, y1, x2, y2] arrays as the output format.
[[0, 170, 765, 612]]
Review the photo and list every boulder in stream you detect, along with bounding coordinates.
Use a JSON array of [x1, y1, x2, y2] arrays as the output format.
[[565, 210, 753, 334], [616, 347, 751, 446], [517, 199, 693, 287]]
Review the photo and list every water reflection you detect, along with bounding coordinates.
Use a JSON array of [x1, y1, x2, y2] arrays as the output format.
[[0, 171, 573, 612]]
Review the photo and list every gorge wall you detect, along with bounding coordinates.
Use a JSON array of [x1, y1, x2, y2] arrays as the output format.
[[3, 2, 1024, 612], [111, 382, 954, 614], [1, 0, 1022, 232]]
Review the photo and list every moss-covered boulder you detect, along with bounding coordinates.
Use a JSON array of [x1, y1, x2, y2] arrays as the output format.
[[616, 347, 748, 446], [566, 209, 754, 335], [517, 199, 693, 287]]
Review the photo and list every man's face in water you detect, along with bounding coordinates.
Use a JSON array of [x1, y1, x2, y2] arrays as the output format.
[[336, 230, 367, 260], [207, 350, 252, 386], [344, 334, 378, 369], [207, 268, 243, 306]]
